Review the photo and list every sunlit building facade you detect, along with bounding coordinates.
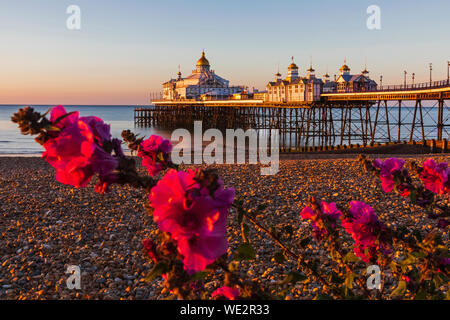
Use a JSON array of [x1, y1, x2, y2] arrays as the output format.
[[335, 63, 377, 93], [162, 51, 245, 100], [266, 60, 323, 102]]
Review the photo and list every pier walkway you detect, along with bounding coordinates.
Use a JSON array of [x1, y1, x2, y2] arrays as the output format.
[[135, 80, 450, 151]]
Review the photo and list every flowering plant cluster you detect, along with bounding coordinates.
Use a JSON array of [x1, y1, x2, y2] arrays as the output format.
[[11, 106, 449, 300], [359, 155, 450, 225], [341, 201, 392, 264]]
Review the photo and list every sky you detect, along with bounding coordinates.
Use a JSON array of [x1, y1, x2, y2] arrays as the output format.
[[0, 0, 449, 105]]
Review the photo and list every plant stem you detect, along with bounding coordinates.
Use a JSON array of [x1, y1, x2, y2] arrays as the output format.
[[237, 208, 342, 298]]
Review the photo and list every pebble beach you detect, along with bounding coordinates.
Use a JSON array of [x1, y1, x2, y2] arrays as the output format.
[[0, 154, 449, 300]]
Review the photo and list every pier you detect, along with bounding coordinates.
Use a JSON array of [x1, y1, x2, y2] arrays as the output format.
[[135, 80, 450, 152]]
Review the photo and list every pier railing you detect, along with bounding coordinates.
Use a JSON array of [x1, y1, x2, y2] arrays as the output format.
[[330, 79, 450, 94]]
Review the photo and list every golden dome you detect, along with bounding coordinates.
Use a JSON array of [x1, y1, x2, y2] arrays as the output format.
[[340, 64, 350, 71], [288, 62, 298, 70], [196, 51, 210, 66]]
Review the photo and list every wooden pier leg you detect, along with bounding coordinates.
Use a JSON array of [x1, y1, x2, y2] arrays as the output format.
[[347, 102, 352, 146], [329, 106, 335, 147], [398, 100, 402, 143], [359, 105, 365, 145], [410, 100, 419, 142], [418, 100, 425, 142], [437, 99, 444, 141], [340, 104, 348, 146], [312, 107, 316, 148], [294, 108, 298, 150], [305, 108, 312, 148], [371, 100, 381, 144], [384, 100, 391, 143]]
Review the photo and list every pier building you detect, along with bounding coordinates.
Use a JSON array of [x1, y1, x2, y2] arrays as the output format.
[[266, 59, 323, 103], [336, 62, 377, 93], [162, 51, 245, 101]]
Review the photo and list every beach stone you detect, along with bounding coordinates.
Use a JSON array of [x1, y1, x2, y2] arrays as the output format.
[[0, 156, 448, 300]]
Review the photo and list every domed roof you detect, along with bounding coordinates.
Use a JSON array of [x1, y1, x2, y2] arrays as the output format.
[[340, 64, 350, 71], [196, 51, 210, 66], [288, 62, 298, 70]]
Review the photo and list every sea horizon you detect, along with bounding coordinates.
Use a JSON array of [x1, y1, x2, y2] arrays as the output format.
[[0, 103, 444, 155]]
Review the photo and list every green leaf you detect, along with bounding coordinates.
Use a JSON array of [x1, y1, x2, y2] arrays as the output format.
[[409, 189, 417, 204], [52, 111, 76, 125], [432, 292, 445, 300], [191, 271, 209, 280], [236, 243, 256, 261], [433, 274, 443, 288], [343, 251, 360, 263], [414, 291, 427, 300], [274, 251, 286, 264], [390, 261, 398, 274], [44, 125, 61, 132], [400, 253, 417, 266], [344, 272, 355, 289], [314, 293, 332, 300], [281, 271, 308, 285], [241, 223, 250, 243], [237, 208, 244, 225], [390, 280, 407, 298], [411, 251, 426, 259], [145, 262, 168, 282]]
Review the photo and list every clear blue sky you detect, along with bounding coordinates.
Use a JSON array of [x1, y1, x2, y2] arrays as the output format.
[[0, 0, 449, 105]]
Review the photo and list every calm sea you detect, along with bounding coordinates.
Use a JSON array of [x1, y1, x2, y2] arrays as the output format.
[[0, 104, 444, 155], [0, 105, 171, 155]]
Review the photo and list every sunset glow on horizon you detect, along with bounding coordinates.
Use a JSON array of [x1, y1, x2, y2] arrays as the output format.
[[1, 0, 450, 105]]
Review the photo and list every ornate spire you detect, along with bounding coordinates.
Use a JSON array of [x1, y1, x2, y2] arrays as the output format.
[[307, 56, 315, 72], [275, 64, 281, 77], [323, 65, 330, 78], [177, 64, 182, 79], [362, 58, 369, 75], [288, 56, 298, 70]]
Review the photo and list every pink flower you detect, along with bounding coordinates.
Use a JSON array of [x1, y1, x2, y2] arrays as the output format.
[[149, 169, 235, 274], [420, 159, 450, 195], [212, 286, 240, 300], [373, 158, 405, 193], [43, 106, 118, 188], [341, 201, 391, 263], [138, 135, 173, 176], [300, 201, 341, 241], [80, 116, 112, 145]]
